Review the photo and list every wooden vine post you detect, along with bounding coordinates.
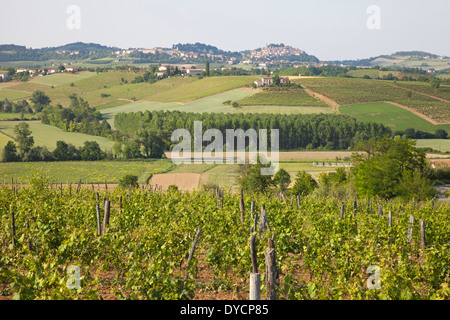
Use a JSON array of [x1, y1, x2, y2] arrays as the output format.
[[265, 237, 279, 300], [249, 234, 260, 300], [10, 211, 16, 247], [119, 195, 123, 215], [406, 215, 414, 243], [96, 203, 102, 236], [103, 200, 110, 234], [185, 228, 202, 279], [250, 200, 255, 220], [240, 189, 245, 223], [340, 202, 345, 220], [420, 219, 426, 251], [388, 211, 392, 228]]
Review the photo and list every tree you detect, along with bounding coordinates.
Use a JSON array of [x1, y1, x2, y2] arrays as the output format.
[[351, 137, 428, 199], [291, 170, 318, 196], [119, 174, 139, 188], [272, 74, 280, 86], [237, 163, 275, 193], [205, 60, 210, 76], [123, 140, 141, 159], [137, 130, 165, 158], [30, 90, 51, 112], [80, 141, 105, 161], [396, 170, 437, 201], [2, 141, 19, 162], [52, 140, 69, 161], [273, 168, 291, 192], [435, 129, 448, 139], [13, 122, 34, 155]]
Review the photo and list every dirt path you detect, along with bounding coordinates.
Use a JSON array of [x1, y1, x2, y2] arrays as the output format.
[[299, 85, 340, 113], [434, 184, 450, 202], [382, 101, 440, 125]]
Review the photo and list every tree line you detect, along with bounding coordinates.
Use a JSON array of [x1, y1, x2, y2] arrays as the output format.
[[113, 110, 392, 156]]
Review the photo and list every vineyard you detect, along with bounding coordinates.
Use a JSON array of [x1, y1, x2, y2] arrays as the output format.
[[0, 174, 449, 300], [236, 89, 327, 107], [295, 77, 450, 124]]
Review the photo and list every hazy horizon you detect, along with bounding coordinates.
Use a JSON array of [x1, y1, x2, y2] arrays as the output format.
[[1, 0, 449, 61]]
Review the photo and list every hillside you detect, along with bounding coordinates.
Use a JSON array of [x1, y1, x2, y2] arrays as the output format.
[[337, 51, 450, 71]]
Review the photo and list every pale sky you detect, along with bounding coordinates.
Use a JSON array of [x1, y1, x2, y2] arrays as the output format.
[[0, 0, 449, 60]]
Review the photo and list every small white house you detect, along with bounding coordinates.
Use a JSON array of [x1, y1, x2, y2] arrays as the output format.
[[65, 67, 78, 72], [186, 68, 205, 76], [0, 73, 9, 81]]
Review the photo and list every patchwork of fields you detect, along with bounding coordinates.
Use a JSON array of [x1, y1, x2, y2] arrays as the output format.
[[1, 72, 450, 190]]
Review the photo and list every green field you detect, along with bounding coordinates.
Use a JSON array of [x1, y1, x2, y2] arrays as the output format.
[[0, 88, 32, 100], [236, 89, 328, 106], [0, 131, 13, 151], [339, 102, 450, 132], [415, 139, 450, 153], [0, 159, 174, 184], [0, 113, 38, 120], [0, 121, 114, 151], [29, 71, 97, 87]]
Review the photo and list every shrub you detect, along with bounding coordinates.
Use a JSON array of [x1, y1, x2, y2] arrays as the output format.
[[119, 174, 139, 188]]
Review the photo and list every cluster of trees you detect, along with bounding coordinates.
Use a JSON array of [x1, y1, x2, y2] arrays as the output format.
[[114, 110, 392, 154], [0, 99, 34, 114], [1, 122, 106, 162], [238, 137, 441, 202], [394, 128, 448, 140], [40, 93, 111, 137], [112, 129, 165, 159]]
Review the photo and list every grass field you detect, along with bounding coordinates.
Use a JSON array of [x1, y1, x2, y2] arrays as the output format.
[[236, 89, 328, 106], [0, 121, 115, 151], [0, 131, 13, 151], [339, 102, 450, 132], [30, 71, 97, 87], [0, 159, 174, 184], [0, 88, 32, 100], [0, 113, 38, 120], [415, 139, 450, 153]]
